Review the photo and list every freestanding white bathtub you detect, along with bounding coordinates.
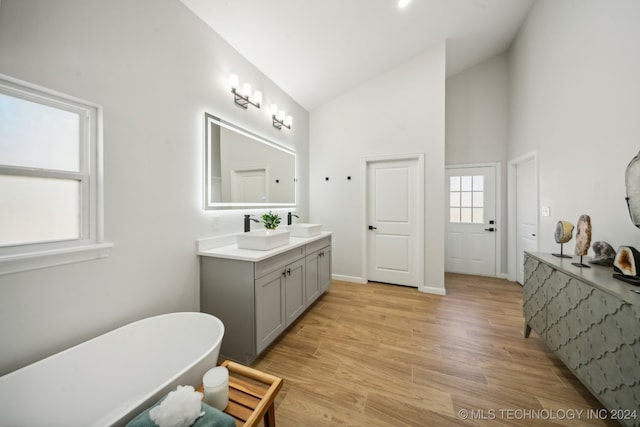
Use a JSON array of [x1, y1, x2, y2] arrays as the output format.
[[0, 312, 224, 427]]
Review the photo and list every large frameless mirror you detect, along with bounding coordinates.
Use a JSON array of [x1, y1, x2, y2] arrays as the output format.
[[204, 113, 296, 210]]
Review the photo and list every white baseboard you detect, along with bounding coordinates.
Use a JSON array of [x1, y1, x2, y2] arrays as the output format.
[[332, 274, 367, 284], [420, 286, 446, 295]]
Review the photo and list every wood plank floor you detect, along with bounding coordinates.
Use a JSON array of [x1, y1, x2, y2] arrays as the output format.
[[252, 274, 619, 426]]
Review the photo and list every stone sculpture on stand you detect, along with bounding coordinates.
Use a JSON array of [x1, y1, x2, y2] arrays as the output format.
[[588, 241, 616, 266], [625, 150, 640, 228], [612, 151, 640, 286], [552, 220, 574, 258], [572, 214, 592, 268], [613, 246, 640, 285]]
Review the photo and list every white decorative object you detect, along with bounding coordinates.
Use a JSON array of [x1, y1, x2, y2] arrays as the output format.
[[625, 150, 640, 228], [203, 367, 229, 411], [149, 385, 204, 427]]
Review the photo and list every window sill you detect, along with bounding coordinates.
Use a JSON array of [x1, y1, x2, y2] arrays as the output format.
[[0, 243, 113, 276]]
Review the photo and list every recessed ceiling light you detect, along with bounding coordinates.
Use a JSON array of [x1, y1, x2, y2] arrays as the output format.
[[398, 0, 411, 8]]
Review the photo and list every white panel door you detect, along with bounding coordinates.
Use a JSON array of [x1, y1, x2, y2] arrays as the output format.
[[231, 168, 266, 203], [516, 158, 537, 284], [445, 166, 496, 276], [367, 159, 421, 287]]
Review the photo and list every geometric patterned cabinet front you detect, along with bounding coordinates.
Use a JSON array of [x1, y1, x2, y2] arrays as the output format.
[[523, 252, 640, 427]]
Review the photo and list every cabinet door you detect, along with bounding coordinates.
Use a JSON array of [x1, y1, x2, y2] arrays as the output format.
[[285, 258, 306, 326], [523, 255, 549, 338], [255, 269, 285, 354], [305, 250, 320, 306], [318, 246, 332, 293]]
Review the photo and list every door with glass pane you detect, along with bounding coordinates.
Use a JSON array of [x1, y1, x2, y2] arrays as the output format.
[[445, 166, 496, 276]]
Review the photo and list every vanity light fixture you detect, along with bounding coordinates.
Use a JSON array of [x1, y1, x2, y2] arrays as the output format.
[[270, 104, 292, 130], [229, 74, 262, 109]]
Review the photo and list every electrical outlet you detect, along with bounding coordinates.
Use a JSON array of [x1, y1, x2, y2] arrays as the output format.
[[541, 206, 550, 217]]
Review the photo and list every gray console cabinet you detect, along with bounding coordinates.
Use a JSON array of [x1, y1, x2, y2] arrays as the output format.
[[523, 252, 640, 426], [201, 235, 331, 364]]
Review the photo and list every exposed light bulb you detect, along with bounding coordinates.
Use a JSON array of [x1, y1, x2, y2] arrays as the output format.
[[398, 0, 411, 8], [229, 74, 239, 90], [242, 83, 251, 97]]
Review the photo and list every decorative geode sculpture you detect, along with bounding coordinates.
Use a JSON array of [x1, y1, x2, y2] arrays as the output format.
[[625, 151, 640, 228], [614, 246, 640, 276], [574, 214, 592, 256], [554, 221, 574, 243], [589, 241, 616, 266]]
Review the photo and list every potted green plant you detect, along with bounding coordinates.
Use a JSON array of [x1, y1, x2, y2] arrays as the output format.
[[261, 211, 281, 230]]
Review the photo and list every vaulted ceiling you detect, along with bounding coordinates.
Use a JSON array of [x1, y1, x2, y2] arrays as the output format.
[[180, 0, 534, 111]]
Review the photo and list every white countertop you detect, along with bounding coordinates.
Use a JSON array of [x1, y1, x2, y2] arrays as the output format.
[[198, 231, 332, 262]]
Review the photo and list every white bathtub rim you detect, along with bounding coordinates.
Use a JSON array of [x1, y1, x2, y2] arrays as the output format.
[[0, 311, 225, 427], [1, 311, 223, 380], [103, 311, 225, 426]]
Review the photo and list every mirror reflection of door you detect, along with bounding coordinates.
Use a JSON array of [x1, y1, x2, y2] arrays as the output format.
[[230, 168, 267, 203]]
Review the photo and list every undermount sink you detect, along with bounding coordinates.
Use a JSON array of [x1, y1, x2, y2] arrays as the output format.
[[289, 223, 322, 237], [236, 229, 290, 250]]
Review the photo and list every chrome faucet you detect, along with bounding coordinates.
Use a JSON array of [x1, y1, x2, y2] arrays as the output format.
[[287, 212, 299, 225], [244, 214, 259, 232]]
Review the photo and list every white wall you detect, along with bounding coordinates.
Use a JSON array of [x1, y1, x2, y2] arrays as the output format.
[[509, 0, 640, 257], [0, 0, 309, 375], [445, 53, 509, 274], [309, 44, 446, 294]]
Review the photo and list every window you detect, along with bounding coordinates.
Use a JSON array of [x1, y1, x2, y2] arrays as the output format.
[[449, 175, 484, 224], [0, 75, 111, 274]]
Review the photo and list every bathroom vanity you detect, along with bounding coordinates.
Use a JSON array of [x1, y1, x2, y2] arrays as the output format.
[[198, 232, 331, 364]]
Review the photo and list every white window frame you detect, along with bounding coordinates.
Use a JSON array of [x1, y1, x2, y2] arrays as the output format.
[[448, 174, 485, 224], [0, 74, 111, 275]]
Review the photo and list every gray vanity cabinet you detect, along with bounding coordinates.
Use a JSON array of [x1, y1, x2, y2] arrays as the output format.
[[318, 245, 332, 293], [306, 244, 332, 305], [305, 252, 320, 305], [200, 234, 331, 364], [255, 268, 285, 355], [255, 255, 306, 355], [284, 258, 306, 327]]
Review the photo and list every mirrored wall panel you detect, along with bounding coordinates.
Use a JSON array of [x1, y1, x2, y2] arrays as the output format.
[[204, 113, 296, 209]]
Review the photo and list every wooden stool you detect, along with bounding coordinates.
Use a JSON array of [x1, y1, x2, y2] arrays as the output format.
[[197, 360, 283, 427]]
